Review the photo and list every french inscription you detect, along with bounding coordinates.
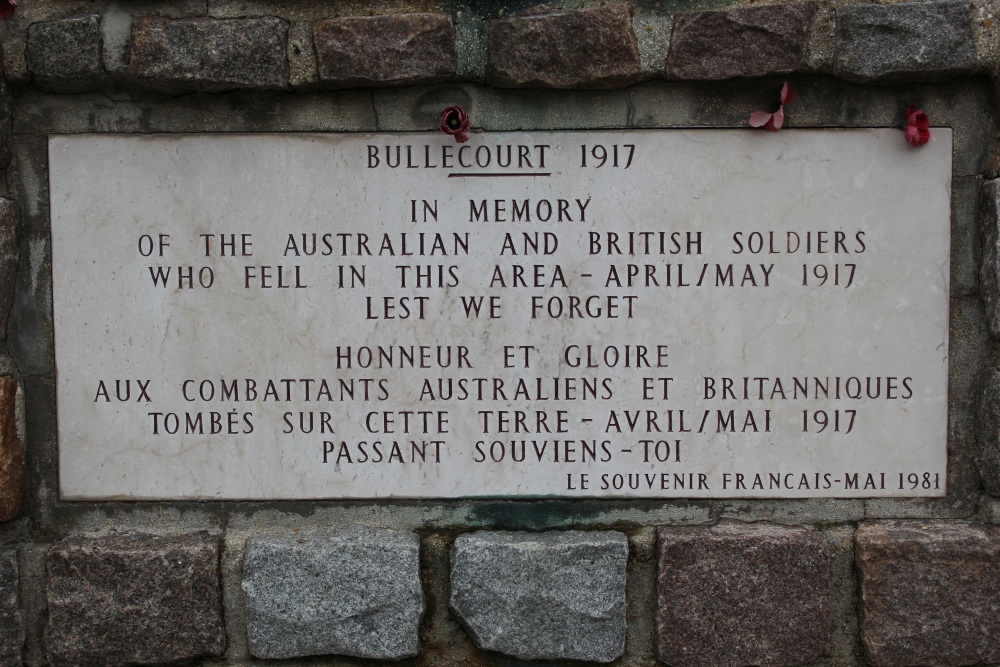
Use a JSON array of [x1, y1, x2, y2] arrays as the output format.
[[48, 130, 951, 499]]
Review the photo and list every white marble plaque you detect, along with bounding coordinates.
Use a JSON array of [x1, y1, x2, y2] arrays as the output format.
[[49, 129, 952, 499]]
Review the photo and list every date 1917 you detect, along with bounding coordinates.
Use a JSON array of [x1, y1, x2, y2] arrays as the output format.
[[581, 144, 635, 169]]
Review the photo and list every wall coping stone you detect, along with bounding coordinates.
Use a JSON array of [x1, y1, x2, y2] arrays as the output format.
[[313, 13, 456, 89], [26, 15, 102, 93], [486, 5, 641, 89], [834, 0, 977, 83], [129, 15, 289, 93], [666, 3, 818, 80]]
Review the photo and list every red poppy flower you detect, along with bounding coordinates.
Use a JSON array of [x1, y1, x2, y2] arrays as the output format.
[[904, 105, 930, 147], [749, 81, 795, 132], [0, 0, 16, 19], [440, 106, 470, 143]]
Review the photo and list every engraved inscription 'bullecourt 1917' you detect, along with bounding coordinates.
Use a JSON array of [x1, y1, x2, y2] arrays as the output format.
[[48, 130, 951, 499]]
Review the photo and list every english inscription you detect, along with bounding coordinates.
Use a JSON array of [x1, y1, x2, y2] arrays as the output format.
[[48, 130, 951, 499]]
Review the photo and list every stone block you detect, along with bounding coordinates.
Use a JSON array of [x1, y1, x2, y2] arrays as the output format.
[[666, 3, 817, 80], [856, 521, 1000, 666], [130, 16, 288, 92], [45, 532, 225, 667], [486, 5, 641, 88], [0, 377, 22, 523], [313, 13, 456, 88], [834, 0, 975, 83], [981, 179, 1000, 338], [242, 530, 424, 660], [450, 530, 627, 662], [0, 549, 22, 666], [655, 523, 830, 667], [26, 15, 103, 92]]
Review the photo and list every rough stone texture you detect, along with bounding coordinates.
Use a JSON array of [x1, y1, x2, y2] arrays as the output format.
[[0, 49, 10, 171], [0, 377, 22, 524], [242, 530, 424, 660], [5, 137, 54, 377], [26, 15, 103, 93], [656, 523, 830, 667], [666, 3, 817, 80], [450, 530, 628, 662], [953, 176, 982, 297], [856, 521, 1000, 666], [947, 295, 989, 509], [314, 13, 456, 88], [287, 20, 319, 88], [0, 549, 22, 666], [976, 367, 1000, 494], [486, 5, 641, 88], [45, 532, 225, 667], [129, 16, 289, 92], [834, 0, 976, 83], [981, 179, 1000, 338], [100, 4, 133, 77], [0, 201, 21, 341]]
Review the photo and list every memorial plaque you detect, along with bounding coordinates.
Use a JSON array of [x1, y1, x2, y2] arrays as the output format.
[[49, 130, 951, 499]]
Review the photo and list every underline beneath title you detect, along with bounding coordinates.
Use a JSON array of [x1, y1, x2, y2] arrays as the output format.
[[447, 172, 552, 178]]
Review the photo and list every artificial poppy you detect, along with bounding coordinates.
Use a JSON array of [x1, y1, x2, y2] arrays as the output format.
[[440, 106, 471, 143], [749, 81, 795, 132], [904, 105, 930, 147]]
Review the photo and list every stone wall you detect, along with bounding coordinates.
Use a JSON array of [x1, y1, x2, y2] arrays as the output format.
[[0, 0, 998, 665]]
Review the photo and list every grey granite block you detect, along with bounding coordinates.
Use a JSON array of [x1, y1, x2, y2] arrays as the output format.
[[834, 0, 975, 82], [450, 530, 628, 662], [130, 16, 288, 92], [26, 15, 103, 92], [242, 529, 424, 660]]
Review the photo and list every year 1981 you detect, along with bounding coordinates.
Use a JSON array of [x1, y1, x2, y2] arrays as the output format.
[[897, 472, 941, 490]]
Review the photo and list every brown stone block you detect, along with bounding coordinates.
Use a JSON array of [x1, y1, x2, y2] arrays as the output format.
[[656, 522, 830, 667], [45, 532, 225, 667], [666, 3, 817, 80], [313, 13, 456, 88], [130, 16, 289, 92], [856, 521, 1000, 667], [0, 378, 22, 523], [486, 5, 641, 89]]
